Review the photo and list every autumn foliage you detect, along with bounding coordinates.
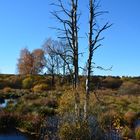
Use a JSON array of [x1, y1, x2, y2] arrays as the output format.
[[17, 48, 46, 75]]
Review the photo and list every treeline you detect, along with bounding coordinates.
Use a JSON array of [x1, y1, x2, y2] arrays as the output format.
[[17, 39, 73, 85], [1, 74, 140, 92]]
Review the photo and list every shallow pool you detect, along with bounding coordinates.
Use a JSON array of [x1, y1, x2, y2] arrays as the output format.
[[0, 99, 17, 108], [0, 129, 38, 140]]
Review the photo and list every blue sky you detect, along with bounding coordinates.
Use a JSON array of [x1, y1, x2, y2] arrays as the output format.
[[0, 0, 140, 76]]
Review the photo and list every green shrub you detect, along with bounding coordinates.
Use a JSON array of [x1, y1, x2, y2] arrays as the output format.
[[58, 90, 75, 115], [6, 75, 23, 89], [121, 125, 133, 138], [22, 77, 34, 89], [41, 98, 58, 108], [135, 126, 140, 140], [59, 121, 90, 140], [33, 83, 50, 92], [33, 79, 47, 86], [24, 93, 39, 100], [39, 106, 56, 116], [19, 114, 42, 133], [99, 110, 119, 130]]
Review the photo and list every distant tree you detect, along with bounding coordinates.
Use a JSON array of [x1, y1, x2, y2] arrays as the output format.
[[17, 48, 46, 75], [17, 48, 33, 75], [43, 38, 64, 86], [43, 38, 73, 78], [31, 49, 46, 74], [46, 53, 57, 86]]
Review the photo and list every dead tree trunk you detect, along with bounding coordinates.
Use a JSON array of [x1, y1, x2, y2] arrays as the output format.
[[71, 0, 80, 120], [51, 0, 80, 120], [84, 0, 93, 120], [71, 0, 79, 89], [84, 0, 111, 119], [51, 0, 79, 88]]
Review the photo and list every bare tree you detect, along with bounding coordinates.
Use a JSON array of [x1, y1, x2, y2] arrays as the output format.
[[43, 38, 74, 81], [51, 0, 81, 120], [43, 38, 65, 86], [51, 0, 79, 89], [84, 0, 112, 119], [46, 54, 56, 86], [59, 40, 72, 77]]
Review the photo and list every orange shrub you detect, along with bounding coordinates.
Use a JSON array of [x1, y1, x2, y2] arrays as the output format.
[[119, 81, 140, 95], [124, 111, 137, 126], [102, 77, 122, 89], [3, 87, 13, 93]]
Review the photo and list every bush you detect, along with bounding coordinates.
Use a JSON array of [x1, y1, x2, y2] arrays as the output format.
[[58, 91, 75, 115], [102, 77, 122, 89], [6, 75, 23, 89], [41, 98, 58, 108], [3, 87, 13, 93], [0, 112, 20, 129], [119, 81, 140, 95], [90, 76, 102, 90], [19, 114, 42, 133], [22, 77, 34, 89], [32, 76, 47, 86], [0, 79, 8, 89], [24, 93, 39, 100], [99, 110, 123, 130], [124, 111, 137, 126], [39, 106, 56, 116], [59, 121, 90, 140], [135, 126, 140, 140], [121, 126, 133, 138], [33, 83, 50, 93]]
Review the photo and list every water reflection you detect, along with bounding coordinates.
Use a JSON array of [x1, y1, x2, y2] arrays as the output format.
[[0, 98, 38, 140], [0, 98, 4, 104], [0, 99, 17, 108], [0, 129, 37, 140]]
